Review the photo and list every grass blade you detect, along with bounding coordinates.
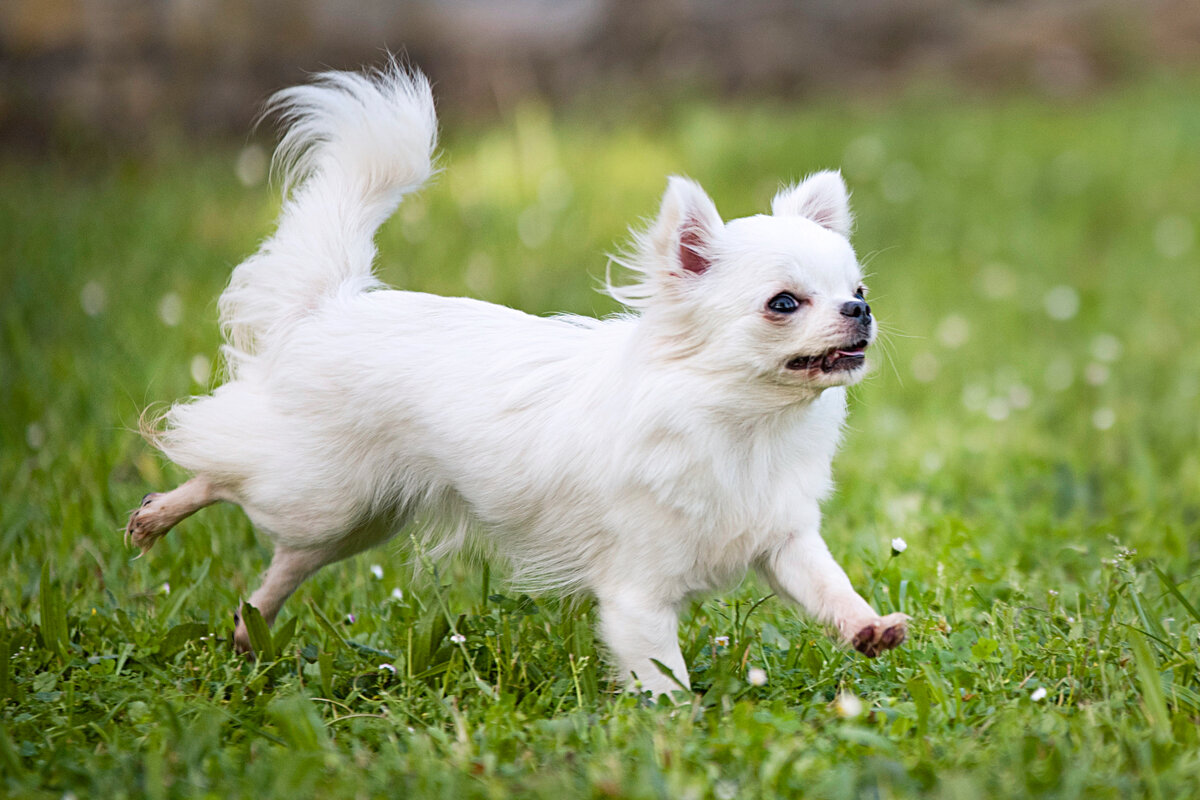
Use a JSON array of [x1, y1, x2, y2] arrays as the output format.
[[272, 615, 298, 655], [1130, 634, 1171, 742], [240, 602, 275, 662], [1152, 564, 1200, 626], [307, 598, 349, 652], [0, 617, 10, 702], [38, 564, 69, 661]]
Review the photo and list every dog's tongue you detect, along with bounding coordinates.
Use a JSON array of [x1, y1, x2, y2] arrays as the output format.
[[822, 347, 865, 370]]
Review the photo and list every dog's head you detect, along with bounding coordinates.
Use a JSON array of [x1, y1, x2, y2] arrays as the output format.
[[614, 171, 873, 395]]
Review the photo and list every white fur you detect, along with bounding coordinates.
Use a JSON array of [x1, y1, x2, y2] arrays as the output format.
[[132, 63, 907, 696]]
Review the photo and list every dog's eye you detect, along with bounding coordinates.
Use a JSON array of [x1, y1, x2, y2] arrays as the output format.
[[767, 292, 803, 314], [855, 286, 867, 300]]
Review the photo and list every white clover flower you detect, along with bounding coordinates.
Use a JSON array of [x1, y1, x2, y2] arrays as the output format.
[[835, 692, 864, 718], [369, 564, 384, 580], [1030, 687, 1048, 702], [747, 667, 768, 687], [25, 423, 45, 450], [891, 537, 908, 555], [936, 314, 969, 348], [713, 635, 730, 647], [235, 144, 268, 187], [450, 633, 466, 644], [1043, 286, 1080, 320], [391, 587, 404, 601], [189, 354, 212, 385], [1092, 407, 1116, 431], [158, 292, 183, 327], [80, 281, 106, 316]]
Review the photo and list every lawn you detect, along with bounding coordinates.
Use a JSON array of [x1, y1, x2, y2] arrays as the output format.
[[2, 74, 1199, 798]]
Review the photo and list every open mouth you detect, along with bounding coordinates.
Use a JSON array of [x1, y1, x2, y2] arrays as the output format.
[[786, 340, 869, 373]]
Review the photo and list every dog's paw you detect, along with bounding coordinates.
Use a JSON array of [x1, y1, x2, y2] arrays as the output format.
[[849, 612, 909, 658], [124, 493, 173, 553]]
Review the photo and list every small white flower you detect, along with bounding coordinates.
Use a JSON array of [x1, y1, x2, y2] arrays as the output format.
[[80, 281, 106, 316], [1091, 334, 1122, 363], [1043, 285, 1080, 320], [985, 397, 1010, 421], [714, 779, 739, 800], [379, 662, 396, 673], [157, 292, 183, 327], [713, 635, 730, 647], [747, 667, 768, 686], [891, 537, 908, 555], [369, 564, 384, 580], [1048, 589, 1059, 597], [1007, 383, 1033, 409], [189, 354, 212, 385], [25, 423, 45, 450], [911, 351, 939, 383], [160, 582, 171, 595], [1030, 687, 1048, 702], [835, 692, 863, 718], [391, 587, 404, 601], [234, 144, 268, 187], [1085, 363, 1111, 386], [937, 314, 969, 348], [450, 633, 466, 644], [345, 613, 357, 624], [1092, 407, 1116, 431]]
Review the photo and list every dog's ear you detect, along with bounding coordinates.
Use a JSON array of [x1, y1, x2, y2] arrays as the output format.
[[772, 171, 852, 237], [651, 176, 723, 276]]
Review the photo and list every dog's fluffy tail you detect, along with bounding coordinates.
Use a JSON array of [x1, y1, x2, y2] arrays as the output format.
[[219, 61, 437, 370]]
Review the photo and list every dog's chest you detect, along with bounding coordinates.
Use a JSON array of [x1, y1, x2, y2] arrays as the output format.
[[606, 404, 840, 590]]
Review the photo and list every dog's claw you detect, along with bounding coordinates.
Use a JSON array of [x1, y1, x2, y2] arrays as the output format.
[[850, 613, 909, 657]]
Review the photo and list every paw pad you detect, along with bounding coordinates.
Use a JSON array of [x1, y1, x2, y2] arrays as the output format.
[[851, 614, 908, 657]]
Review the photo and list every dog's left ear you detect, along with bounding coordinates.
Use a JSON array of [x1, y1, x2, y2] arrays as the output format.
[[772, 171, 853, 238], [651, 176, 724, 277]]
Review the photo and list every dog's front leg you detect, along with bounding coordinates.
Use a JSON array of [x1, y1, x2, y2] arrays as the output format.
[[758, 531, 907, 657], [596, 587, 690, 698]]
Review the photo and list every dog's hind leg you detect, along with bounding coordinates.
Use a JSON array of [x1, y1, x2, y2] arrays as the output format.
[[125, 476, 224, 553], [232, 546, 334, 653]]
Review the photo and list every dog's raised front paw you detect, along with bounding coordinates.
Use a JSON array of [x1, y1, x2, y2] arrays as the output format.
[[850, 612, 909, 657], [124, 493, 172, 553]]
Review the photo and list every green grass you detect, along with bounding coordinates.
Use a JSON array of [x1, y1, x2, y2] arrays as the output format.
[[3, 75, 1200, 798]]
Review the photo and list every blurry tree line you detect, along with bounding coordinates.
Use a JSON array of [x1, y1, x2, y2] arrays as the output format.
[[1, 0, 1198, 146]]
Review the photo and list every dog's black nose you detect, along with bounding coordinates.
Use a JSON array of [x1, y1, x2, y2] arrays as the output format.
[[840, 299, 871, 319]]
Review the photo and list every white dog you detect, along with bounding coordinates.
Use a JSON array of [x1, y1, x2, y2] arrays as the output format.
[[127, 63, 907, 696]]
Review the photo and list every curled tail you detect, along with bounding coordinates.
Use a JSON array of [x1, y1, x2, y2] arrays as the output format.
[[220, 61, 437, 371]]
